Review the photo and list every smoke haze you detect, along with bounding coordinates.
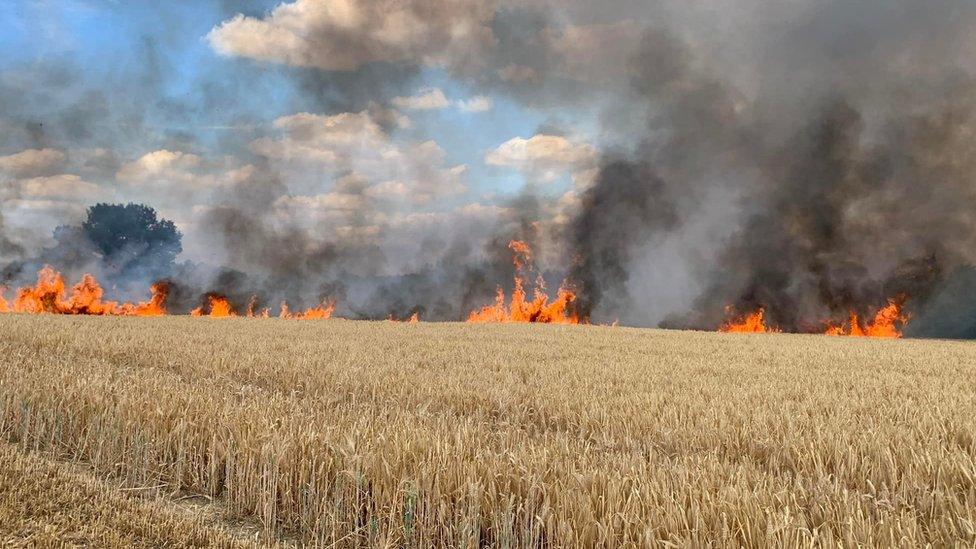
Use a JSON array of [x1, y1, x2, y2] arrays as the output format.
[[3, 0, 976, 334]]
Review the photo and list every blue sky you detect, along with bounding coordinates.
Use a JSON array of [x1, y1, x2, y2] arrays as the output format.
[[0, 0, 574, 201], [0, 0, 611, 279]]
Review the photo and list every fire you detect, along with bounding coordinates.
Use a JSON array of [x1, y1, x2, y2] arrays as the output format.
[[190, 296, 335, 319], [245, 297, 270, 318], [387, 311, 420, 322], [467, 240, 582, 324], [720, 308, 778, 333], [4, 266, 167, 316], [280, 300, 334, 320], [824, 300, 907, 338], [191, 295, 236, 317], [128, 282, 169, 316], [719, 299, 908, 338], [3, 266, 338, 320]]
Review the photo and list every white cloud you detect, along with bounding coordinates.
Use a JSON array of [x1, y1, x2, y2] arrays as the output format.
[[207, 0, 496, 72], [115, 150, 246, 194], [17, 174, 102, 200], [456, 95, 493, 112], [116, 150, 203, 184], [392, 87, 450, 110], [0, 148, 66, 177], [485, 134, 597, 183], [392, 88, 493, 113], [251, 109, 468, 205]]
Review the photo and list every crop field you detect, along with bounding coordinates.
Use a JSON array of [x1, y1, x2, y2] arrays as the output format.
[[0, 315, 974, 547]]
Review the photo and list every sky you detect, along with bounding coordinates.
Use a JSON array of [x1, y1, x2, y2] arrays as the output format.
[[3, 0, 976, 329], [0, 0, 604, 265]]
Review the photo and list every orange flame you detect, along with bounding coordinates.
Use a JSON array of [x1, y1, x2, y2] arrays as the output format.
[[6, 266, 167, 316], [279, 300, 335, 320], [408, 312, 419, 323], [467, 240, 581, 324], [191, 295, 236, 318], [245, 296, 270, 318], [720, 308, 779, 333], [720, 299, 908, 337], [2, 266, 342, 320], [824, 300, 907, 338]]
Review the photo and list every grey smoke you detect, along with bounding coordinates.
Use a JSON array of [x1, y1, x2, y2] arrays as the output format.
[[568, 0, 976, 334], [5, 0, 976, 335]]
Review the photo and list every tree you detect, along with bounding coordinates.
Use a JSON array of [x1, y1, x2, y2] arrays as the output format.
[[81, 203, 182, 276]]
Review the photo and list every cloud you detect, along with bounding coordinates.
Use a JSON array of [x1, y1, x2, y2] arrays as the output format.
[[16, 174, 102, 200], [251, 109, 468, 204], [456, 95, 493, 112], [0, 148, 67, 178], [392, 87, 493, 112], [207, 0, 496, 72], [115, 150, 247, 194], [116, 150, 203, 184], [485, 133, 596, 183], [392, 87, 450, 110]]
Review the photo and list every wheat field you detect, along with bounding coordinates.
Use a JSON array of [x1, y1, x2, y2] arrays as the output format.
[[0, 315, 974, 547]]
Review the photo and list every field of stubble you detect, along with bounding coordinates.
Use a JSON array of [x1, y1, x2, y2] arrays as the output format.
[[0, 315, 974, 547]]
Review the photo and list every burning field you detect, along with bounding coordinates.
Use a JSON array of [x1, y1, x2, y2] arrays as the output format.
[[1, 315, 974, 546], [6, 1, 976, 339], [0, 237, 914, 337], [5, 0, 976, 546]]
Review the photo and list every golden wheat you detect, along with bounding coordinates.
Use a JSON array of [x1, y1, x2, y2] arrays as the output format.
[[0, 438, 273, 547], [0, 315, 974, 547]]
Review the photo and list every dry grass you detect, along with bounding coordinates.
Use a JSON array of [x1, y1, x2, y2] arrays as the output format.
[[0, 315, 974, 547], [0, 439, 268, 547]]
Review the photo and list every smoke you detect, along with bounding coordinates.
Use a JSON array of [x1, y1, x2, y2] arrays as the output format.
[[568, 159, 676, 320], [0, 211, 24, 267], [567, 0, 976, 334], [5, 0, 976, 334]]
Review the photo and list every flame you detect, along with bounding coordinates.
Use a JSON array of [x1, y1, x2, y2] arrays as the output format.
[[190, 297, 335, 319], [191, 296, 236, 318], [720, 307, 779, 333], [245, 296, 270, 318], [279, 300, 334, 320], [720, 299, 908, 337], [824, 300, 907, 338], [5, 266, 167, 316], [387, 311, 420, 322], [2, 266, 341, 320], [126, 282, 169, 316], [467, 240, 581, 324]]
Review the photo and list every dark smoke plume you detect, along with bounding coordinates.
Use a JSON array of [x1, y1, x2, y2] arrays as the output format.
[[568, 160, 676, 320], [567, 2, 976, 335]]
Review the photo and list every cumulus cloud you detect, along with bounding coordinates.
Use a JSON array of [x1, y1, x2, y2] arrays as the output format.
[[17, 174, 102, 200], [0, 148, 67, 178], [485, 133, 596, 183], [392, 87, 493, 112], [252, 109, 467, 204], [115, 150, 247, 194], [207, 0, 496, 72], [116, 150, 203, 184], [456, 95, 493, 112], [392, 87, 451, 110]]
